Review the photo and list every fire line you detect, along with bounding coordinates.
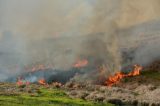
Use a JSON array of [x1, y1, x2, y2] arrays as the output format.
[[105, 65, 142, 86]]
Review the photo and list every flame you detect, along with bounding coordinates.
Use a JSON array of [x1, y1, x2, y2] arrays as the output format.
[[38, 78, 46, 85], [16, 78, 24, 86], [16, 77, 30, 86], [127, 65, 142, 76], [105, 65, 142, 86], [73, 59, 88, 68]]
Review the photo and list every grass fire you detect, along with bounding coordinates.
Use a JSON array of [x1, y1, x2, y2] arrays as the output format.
[[105, 65, 142, 86], [0, 0, 160, 106]]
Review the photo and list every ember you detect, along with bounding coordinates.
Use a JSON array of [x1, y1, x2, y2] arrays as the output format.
[[105, 65, 142, 86]]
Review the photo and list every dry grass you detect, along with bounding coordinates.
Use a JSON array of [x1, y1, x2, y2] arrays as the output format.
[[0, 83, 114, 106]]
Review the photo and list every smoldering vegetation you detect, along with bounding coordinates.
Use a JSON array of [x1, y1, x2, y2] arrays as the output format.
[[0, 0, 160, 82]]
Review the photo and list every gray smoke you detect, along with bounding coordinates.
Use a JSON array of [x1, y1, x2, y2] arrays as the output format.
[[0, 0, 160, 81]]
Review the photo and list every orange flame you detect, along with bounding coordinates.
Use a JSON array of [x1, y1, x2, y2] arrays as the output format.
[[38, 78, 46, 85], [105, 65, 142, 86], [73, 59, 88, 68], [127, 65, 142, 77]]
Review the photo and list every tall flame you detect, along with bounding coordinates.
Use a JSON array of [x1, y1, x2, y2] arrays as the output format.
[[105, 65, 142, 86]]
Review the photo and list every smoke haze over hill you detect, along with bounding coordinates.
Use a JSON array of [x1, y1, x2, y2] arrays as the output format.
[[0, 0, 160, 81]]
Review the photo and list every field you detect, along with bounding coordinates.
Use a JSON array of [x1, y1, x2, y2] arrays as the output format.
[[0, 83, 114, 106]]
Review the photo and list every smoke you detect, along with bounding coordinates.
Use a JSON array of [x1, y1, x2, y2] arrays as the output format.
[[0, 0, 160, 81], [81, 0, 122, 74]]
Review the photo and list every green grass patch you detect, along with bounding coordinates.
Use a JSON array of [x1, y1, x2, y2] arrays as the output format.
[[0, 88, 114, 106], [141, 71, 160, 80]]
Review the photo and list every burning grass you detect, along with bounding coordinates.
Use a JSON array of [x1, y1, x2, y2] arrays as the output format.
[[1, 68, 160, 106], [0, 83, 114, 106], [117, 70, 160, 87], [105, 65, 142, 86], [1, 61, 160, 106]]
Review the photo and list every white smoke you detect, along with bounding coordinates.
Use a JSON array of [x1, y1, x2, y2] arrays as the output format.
[[0, 0, 160, 81]]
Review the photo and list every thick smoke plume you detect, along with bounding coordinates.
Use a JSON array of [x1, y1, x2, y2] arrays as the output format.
[[0, 0, 160, 81]]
